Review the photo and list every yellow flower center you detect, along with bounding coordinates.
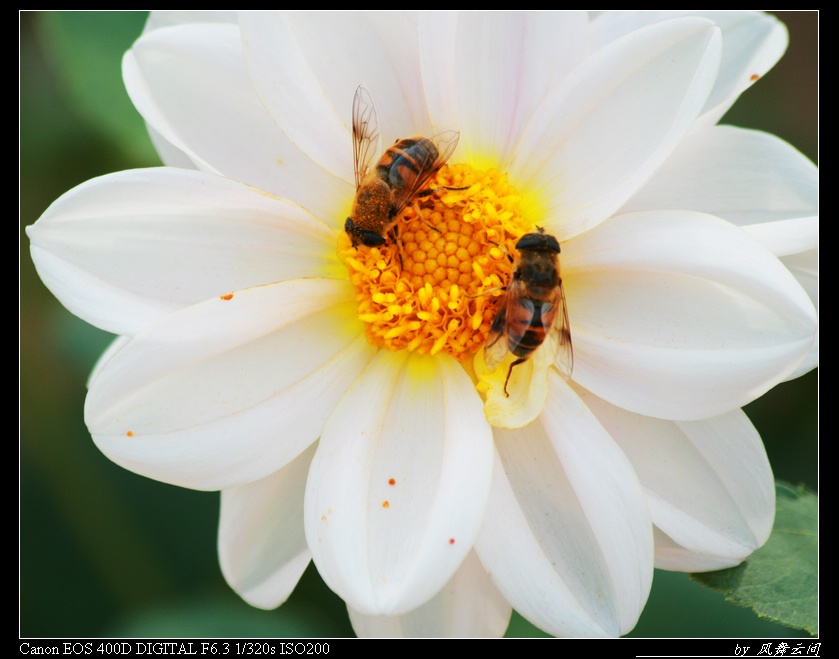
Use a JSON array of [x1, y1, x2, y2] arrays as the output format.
[[338, 164, 534, 360]]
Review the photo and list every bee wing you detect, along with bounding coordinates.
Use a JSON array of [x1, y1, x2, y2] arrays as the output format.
[[352, 86, 382, 189], [483, 291, 510, 371], [429, 130, 460, 167], [549, 279, 574, 379], [391, 130, 460, 215]]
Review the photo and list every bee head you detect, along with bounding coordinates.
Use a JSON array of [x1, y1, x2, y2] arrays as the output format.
[[345, 218, 387, 247], [516, 229, 560, 254]]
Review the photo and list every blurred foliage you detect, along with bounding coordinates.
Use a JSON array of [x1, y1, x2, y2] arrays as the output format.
[[38, 12, 160, 163], [20, 11, 817, 638]]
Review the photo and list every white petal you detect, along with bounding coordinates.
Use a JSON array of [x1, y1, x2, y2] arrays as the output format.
[[589, 12, 787, 127], [86, 279, 375, 490], [219, 444, 315, 609], [741, 216, 818, 258], [27, 168, 340, 335], [87, 336, 130, 388], [147, 124, 199, 170], [347, 551, 511, 638], [621, 126, 818, 232], [422, 11, 589, 168], [476, 371, 653, 637], [416, 12, 460, 138], [621, 125, 818, 380], [780, 248, 818, 378], [512, 18, 721, 238], [577, 388, 774, 571], [565, 211, 817, 419], [124, 23, 351, 219], [305, 351, 493, 616], [240, 12, 426, 183], [144, 10, 237, 33], [692, 11, 788, 127], [589, 10, 725, 46]]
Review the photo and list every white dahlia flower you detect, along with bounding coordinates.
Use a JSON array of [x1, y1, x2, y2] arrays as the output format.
[[26, 11, 817, 637]]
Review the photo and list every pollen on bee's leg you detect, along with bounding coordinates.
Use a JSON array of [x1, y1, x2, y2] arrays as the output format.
[[337, 164, 534, 363]]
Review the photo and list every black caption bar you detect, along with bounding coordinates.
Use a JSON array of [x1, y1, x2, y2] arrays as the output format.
[[18, 638, 820, 655], [19, 642, 331, 656]]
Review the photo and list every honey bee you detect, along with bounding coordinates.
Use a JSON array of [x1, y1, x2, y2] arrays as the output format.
[[344, 86, 460, 247], [484, 227, 573, 396]]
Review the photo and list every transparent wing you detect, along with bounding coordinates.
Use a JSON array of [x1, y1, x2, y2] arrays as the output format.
[[550, 277, 574, 379], [429, 130, 460, 167], [391, 130, 460, 216], [352, 86, 382, 189], [483, 291, 511, 371]]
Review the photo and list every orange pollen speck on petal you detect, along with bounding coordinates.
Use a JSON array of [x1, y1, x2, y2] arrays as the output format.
[[126, 430, 134, 437], [382, 501, 390, 508], [449, 538, 455, 544], [337, 164, 534, 361], [220, 293, 234, 300], [750, 73, 760, 81], [388, 478, 396, 485]]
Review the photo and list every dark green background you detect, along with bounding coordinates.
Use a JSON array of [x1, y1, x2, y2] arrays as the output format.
[[20, 11, 818, 638]]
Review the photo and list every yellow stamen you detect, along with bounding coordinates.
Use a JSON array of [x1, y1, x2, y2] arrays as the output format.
[[338, 164, 533, 361]]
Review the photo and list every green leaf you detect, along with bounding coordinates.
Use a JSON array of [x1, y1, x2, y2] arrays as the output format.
[[37, 11, 159, 164], [692, 482, 818, 635]]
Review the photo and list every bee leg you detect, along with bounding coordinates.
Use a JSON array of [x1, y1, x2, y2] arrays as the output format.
[[480, 237, 515, 265], [415, 186, 469, 232], [465, 285, 506, 299], [420, 185, 469, 195], [389, 224, 405, 272], [491, 240, 514, 263], [406, 198, 442, 236], [503, 358, 526, 397]]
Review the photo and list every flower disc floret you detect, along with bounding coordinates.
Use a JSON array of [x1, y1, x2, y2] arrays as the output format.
[[338, 165, 532, 361]]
